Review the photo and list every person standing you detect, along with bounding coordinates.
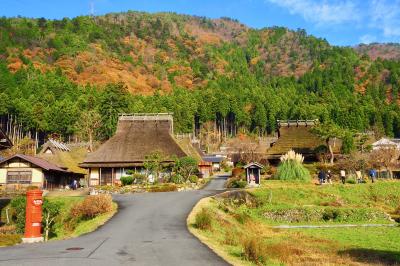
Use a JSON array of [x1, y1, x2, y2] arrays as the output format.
[[340, 169, 346, 184], [356, 170, 363, 184], [318, 170, 326, 185], [327, 170, 332, 184], [369, 169, 376, 183]]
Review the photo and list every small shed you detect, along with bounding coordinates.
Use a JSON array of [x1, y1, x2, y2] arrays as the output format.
[[244, 162, 263, 186], [198, 161, 212, 178]]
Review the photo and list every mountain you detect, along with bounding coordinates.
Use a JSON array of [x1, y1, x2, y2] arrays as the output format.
[[1, 12, 334, 94], [354, 43, 400, 61], [0, 11, 400, 140]]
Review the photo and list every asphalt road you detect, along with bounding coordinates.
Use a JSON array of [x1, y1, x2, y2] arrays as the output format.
[[0, 176, 229, 266]]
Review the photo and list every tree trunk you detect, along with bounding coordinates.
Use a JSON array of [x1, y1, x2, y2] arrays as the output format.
[[89, 131, 93, 152], [328, 140, 334, 165]]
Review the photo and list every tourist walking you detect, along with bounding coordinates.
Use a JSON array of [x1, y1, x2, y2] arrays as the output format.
[[340, 169, 346, 184]]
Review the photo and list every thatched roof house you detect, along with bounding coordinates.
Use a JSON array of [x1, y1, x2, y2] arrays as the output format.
[[80, 114, 187, 186], [267, 120, 341, 162], [38, 139, 87, 175]]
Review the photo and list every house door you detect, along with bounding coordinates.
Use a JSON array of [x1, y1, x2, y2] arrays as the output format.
[[100, 168, 113, 185]]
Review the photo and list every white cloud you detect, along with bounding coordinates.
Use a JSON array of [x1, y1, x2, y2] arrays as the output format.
[[359, 34, 376, 44], [266, 0, 361, 25], [369, 0, 400, 38]]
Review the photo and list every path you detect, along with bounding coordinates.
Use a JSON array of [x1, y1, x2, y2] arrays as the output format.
[[0, 176, 230, 266]]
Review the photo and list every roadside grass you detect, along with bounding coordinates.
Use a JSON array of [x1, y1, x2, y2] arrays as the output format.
[[188, 180, 400, 265], [0, 234, 22, 247], [54, 202, 117, 239], [0, 196, 117, 246], [47, 196, 117, 240]]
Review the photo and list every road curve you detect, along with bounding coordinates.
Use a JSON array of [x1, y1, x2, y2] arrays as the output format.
[[0, 176, 229, 266]]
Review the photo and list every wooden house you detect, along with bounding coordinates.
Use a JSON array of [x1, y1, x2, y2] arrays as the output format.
[[79, 114, 187, 186], [202, 155, 224, 171], [0, 154, 84, 189]]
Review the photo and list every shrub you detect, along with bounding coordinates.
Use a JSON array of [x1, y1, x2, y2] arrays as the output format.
[[147, 184, 177, 192], [70, 194, 113, 219], [346, 177, 356, 184], [234, 180, 248, 188], [188, 175, 198, 183], [194, 208, 212, 230], [120, 176, 134, 186], [9, 196, 26, 233], [232, 168, 244, 177], [170, 174, 184, 184], [241, 237, 266, 264], [226, 177, 247, 188], [275, 150, 311, 182], [132, 173, 146, 184]]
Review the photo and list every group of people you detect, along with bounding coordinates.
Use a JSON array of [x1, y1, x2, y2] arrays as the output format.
[[318, 168, 377, 185], [318, 169, 333, 185]]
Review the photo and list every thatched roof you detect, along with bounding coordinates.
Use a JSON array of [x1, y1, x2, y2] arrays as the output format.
[[175, 135, 203, 161], [267, 122, 342, 158], [38, 146, 88, 175], [39, 139, 71, 154], [80, 116, 187, 168]]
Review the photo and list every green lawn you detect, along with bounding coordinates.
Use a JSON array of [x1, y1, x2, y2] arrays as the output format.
[[189, 180, 400, 266]]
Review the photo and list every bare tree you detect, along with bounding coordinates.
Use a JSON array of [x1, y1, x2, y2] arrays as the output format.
[[369, 148, 400, 178], [75, 110, 102, 152], [229, 135, 264, 164]]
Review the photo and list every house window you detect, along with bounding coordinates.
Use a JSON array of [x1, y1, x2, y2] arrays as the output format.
[[7, 170, 32, 184]]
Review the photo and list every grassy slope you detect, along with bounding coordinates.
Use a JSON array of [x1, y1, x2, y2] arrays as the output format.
[[188, 180, 400, 265]]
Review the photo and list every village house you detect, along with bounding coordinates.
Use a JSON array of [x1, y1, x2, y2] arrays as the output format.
[[0, 154, 84, 189], [372, 138, 400, 150], [80, 114, 188, 186], [202, 155, 225, 171], [38, 138, 87, 177], [267, 120, 341, 164]]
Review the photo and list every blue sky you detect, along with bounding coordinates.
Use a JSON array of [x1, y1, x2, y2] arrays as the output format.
[[2, 0, 400, 46]]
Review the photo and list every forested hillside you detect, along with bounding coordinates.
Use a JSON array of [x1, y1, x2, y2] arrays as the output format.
[[0, 11, 400, 140]]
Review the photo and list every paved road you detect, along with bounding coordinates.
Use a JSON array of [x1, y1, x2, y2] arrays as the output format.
[[0, 176, 229, 266]]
